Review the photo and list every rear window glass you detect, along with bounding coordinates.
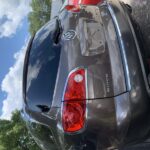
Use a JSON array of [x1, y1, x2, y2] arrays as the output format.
[[26, 20, 61, 112]]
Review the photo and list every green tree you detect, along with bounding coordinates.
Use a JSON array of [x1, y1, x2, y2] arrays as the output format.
[[28, 0, 52, 35], [0, 110, 41, 150]]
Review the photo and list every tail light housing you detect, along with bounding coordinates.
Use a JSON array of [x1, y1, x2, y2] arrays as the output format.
[[62, 68, 87, 132], [65, 0, 103, 12]]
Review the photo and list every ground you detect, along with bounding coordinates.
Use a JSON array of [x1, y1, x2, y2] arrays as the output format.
[[122, 0, 150, 55]]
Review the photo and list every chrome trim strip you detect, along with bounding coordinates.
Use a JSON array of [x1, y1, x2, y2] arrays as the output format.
[[107, 2, 131, 91], [122, 4, 150, 96]]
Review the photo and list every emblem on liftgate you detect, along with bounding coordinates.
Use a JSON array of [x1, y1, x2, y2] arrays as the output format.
[[63, 30, 77, 40]]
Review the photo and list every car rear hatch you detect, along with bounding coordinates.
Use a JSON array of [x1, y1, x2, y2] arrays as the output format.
[[58, 3, 127, 100], [24, 2, 127, 112]]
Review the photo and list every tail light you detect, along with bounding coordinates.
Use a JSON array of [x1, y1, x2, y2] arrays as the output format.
[[65, 0, 103, 12], [62, 68, 87, 132], [81, 0, 103, 5], [65, 5, 81, 12]]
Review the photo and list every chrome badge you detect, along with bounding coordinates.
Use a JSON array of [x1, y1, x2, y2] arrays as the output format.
[[63, 30, 76, 40]]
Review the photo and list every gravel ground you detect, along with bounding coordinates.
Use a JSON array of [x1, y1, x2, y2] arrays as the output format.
[[122, 0, 150, 56]]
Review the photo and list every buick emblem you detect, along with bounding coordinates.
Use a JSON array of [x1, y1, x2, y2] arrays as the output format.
[[63, 30, 76, 40]]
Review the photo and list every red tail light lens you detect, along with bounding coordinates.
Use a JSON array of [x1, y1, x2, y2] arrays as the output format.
[[62, 68, 86, 132], [81, 0, 103, 5], [64, 69, 86, 101], [65, 0, 103, 12], [65, 0, 80, 12], [65, 5, 81, 12], [68, 0, 79, 5], [62, 101, 86, 132]]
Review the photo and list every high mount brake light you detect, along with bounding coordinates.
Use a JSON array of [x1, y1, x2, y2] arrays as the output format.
[[81, 0, 103, 5], [62, 68, 87, 132], [65, 0, 103, 12], [65, 5, 81, 12]]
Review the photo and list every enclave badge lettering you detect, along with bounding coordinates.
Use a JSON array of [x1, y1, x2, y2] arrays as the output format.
[[106, 73, 110, 93], [63, 30, 77, 40]]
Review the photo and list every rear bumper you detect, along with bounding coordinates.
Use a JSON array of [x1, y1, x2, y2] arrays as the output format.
[[86, 93, 131, 149], [57, 93, 130, 150], [58, 93, 130, 150]]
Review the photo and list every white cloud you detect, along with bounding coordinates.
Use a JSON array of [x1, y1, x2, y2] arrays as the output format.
[[27, 60, 41, 91], [0, 39, 29, 120], [0, 0, 31, 38]]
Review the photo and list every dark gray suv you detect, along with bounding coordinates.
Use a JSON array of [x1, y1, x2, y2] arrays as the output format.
[[22, 0, 150, 149]]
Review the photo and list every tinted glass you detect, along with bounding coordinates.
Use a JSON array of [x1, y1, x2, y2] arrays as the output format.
[[26, 20, 61, 112]]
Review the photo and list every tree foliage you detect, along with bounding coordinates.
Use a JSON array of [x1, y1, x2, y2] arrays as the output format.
[[0, 110, 41, 150], [28, 0, 52, 35]]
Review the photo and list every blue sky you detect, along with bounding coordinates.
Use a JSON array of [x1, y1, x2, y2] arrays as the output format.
[[0, 18, 29, 115], [0, 0, 31, 119]]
